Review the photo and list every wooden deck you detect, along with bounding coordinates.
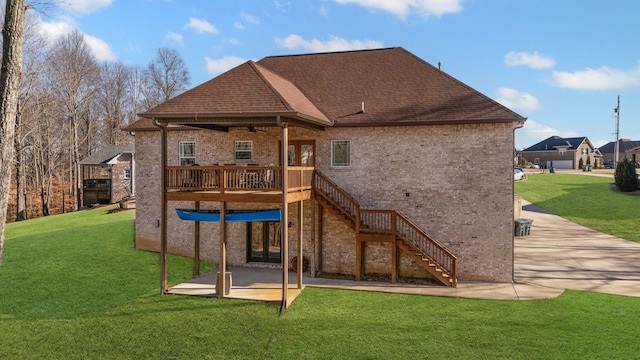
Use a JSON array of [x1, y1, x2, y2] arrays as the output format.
[[165, 165, 313, 203], [165, 267, 304, 305]]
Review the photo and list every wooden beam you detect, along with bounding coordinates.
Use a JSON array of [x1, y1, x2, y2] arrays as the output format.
[[318, 205, 323, 274], [158, 120, 168, 293], [194, 201, 200, 277], [310, 198, 316, 277], [280, 120, 289, 314], [391, 213, 397, 283], [219, 201, 227, 299], [297, 200, 303, 289], [355, 239, 361, 281]]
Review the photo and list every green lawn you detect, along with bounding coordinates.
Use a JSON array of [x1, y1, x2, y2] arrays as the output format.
[[1, 202, 640, 359], [515, 173, 640, 242]]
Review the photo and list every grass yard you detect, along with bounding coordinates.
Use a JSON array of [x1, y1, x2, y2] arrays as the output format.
[[1, 202, 640, 359], [515, 173, 640, 242]]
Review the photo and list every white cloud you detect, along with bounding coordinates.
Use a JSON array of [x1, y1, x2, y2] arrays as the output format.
[[332, 0, 463, 19], [205, 55, 246, 75], [495, 88, 541, 111], [58, 0, 114, 14], [240, 12, 260, 24], [37, 18, 115, 62], [38, 19, 75, 44], [84, 34, 116, 62], [505, 51, 556, 69], [516, 119, 577, 149], [274, 34, 383, 52], [549, 63, 640, 90], [165, 32, 184, 46], [234, 21, 245, 30], [185, 18, 219, 34]]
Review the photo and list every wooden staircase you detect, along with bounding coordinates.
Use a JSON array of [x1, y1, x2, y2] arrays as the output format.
[[313, 171, 457, 287]]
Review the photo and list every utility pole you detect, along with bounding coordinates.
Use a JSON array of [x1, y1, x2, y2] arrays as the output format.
[[614, 95, 620, 165]]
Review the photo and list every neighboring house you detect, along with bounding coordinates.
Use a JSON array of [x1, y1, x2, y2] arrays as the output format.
[[124, 47, 525, 301], [79, 144, 135, 206], [598, 139, 640, 166], [521, 136, 601, 169]]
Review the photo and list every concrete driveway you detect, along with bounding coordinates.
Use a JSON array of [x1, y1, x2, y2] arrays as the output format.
[[515, 201, 640, 297]]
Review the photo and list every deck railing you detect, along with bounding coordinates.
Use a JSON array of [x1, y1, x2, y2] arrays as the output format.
[[166, 165, 313, 193], [359, 208, 456, 281], [313, 171, 359, 224]]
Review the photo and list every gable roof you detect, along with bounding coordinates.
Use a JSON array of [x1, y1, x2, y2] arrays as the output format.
[[133, 47, 525, 130], [80, 145, 134, 166], [523, 136, 592, 152], [597, 139, 640, 153]]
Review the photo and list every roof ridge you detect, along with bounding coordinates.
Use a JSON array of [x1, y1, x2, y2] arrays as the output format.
[[247, 61, 294, 111], [259, 47, 399, 61]]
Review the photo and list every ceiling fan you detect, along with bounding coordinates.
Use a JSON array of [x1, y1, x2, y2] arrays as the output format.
[[247, 125, 267, 133]]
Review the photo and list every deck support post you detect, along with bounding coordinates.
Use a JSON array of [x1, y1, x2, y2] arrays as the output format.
[[297, 200, 303, 289], [194, 201, 200, 277], [391, 212, 397, 283], [279, 119, 289, 314], [219, 201, 227, 299], [310, 198, 316, 278], [157, 119, 168, 293], [317, 205, 323, 275]]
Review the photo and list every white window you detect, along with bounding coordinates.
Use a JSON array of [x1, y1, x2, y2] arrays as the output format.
[[124, 169, 131, 179], [235, 141, 253, 161], [558, 148, 566, 155], [179, 141, 196, 166], [581, 148, 588, 155], [331, 140, 351, 167]]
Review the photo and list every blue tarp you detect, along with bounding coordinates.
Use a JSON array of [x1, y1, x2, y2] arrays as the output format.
[[176, 209, 282, 222]]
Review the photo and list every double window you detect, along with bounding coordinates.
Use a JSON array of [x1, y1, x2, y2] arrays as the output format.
[[179, 141, 196, 166], [235, 141, 253, 161], [331, 140, 351, 167]]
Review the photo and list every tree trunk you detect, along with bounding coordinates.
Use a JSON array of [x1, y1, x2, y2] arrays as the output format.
[[14, 105, 25, 221], [0, 0, 27, 266]]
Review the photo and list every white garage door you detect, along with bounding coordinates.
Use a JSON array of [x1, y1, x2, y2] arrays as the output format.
[[551, 160, 573, 169]]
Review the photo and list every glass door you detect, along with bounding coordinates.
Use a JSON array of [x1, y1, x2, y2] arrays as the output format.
[[247, 221, 281, 263], [286, 140, 315, 166]]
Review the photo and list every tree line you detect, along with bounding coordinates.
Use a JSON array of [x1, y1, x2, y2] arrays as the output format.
[[7, 15, 191, 221]]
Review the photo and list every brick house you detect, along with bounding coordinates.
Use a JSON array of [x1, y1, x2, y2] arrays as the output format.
[[125, 48, 525, 304], [80, 144, 135, 206], [521, 136, 601, 169], [598, 139, 640, 167]]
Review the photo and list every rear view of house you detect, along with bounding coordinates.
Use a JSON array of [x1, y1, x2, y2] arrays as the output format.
[[125, 48, 525, 301]]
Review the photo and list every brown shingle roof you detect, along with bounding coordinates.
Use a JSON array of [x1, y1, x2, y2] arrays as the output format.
[[131, 47, 524, 130], [258, 47, 524, 126], [141, 61, 329, 125]]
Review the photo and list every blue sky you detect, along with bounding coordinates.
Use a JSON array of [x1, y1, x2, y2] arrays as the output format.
[[39, 0, 640, 149]]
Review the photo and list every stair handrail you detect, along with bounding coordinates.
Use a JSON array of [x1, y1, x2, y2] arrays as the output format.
[[394, 211, 457, 284], [313, 171, 359, 224]]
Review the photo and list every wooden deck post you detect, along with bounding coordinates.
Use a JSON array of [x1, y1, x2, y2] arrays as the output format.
[[219, 201, 227, 299], [157, 120, 168, 293], [310, 199, 316, 278], [194, 201, 200, 277], [297, 200, 303, 289], [317, 204, 323, 275], [280, 119, 289, 313], [391, 212, 397, 283]]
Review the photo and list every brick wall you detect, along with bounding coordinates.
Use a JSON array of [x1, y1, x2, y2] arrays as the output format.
[[134, 122, 516, 283]]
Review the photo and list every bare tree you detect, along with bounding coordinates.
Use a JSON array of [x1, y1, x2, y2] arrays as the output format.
[[13, 9, 46, 221], [0, 0, 27, 265], [141, 47, 190, 110], [46, 29, 98, 209], [97, 61, 133, 146]]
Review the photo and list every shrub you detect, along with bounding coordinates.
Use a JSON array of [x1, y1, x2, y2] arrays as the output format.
[[614, 157, 638, 192], [578, 158, 584, 170]]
